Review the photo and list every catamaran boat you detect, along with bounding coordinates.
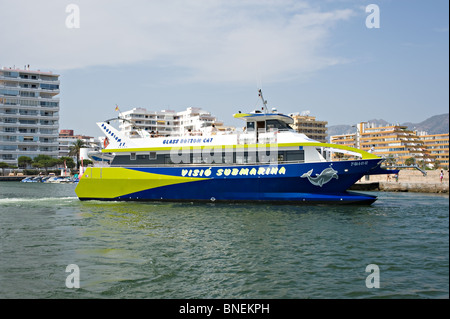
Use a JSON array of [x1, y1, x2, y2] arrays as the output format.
[[75, 91, 396, 204]]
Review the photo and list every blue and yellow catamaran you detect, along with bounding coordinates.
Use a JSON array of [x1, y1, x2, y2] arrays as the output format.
[[75, 91, 396, 204]]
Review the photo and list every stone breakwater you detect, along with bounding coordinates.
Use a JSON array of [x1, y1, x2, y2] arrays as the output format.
[[378, 182, 448, 193], [353, 169, 449, 193]]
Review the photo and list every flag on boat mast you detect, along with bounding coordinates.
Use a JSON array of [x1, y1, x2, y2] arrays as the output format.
[[115, 104, 124, 119]]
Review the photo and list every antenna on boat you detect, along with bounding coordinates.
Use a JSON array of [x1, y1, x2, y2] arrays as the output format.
[[258, 89, 269, 114]]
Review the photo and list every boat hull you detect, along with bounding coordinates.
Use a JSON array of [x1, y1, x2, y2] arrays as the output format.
[[75, 159, 384, 204]]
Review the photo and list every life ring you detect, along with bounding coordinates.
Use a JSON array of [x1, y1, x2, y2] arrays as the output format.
[[103, 137, 109, 148]]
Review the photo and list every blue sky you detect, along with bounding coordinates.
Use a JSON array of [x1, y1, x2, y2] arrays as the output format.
[[1, 0, 448, 137]]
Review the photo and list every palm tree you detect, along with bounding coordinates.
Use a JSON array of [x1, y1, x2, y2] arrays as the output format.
[[69, 139, 87, 169]]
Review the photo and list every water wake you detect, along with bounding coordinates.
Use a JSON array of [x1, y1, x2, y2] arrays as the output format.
[[0, 197, 78, 204]]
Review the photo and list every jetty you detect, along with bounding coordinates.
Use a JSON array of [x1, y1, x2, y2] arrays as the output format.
[[0, 176, 26, 181], [351, 169, 449, 193]]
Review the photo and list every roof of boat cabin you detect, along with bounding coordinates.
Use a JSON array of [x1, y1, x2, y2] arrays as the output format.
[[233, 112, 294, 124]]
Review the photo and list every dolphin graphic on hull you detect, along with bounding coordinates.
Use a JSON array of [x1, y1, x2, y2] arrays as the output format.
[[301, 167, 339, 187]]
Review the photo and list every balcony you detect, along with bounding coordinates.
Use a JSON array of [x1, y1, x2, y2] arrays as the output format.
[[18, 75, 40, 81], [39, 141, 59, 146], [38, 96, 60, 102], [17, 122, 41, 127], [17, 112, 40, 118], [0, 121, 19, 126], [5, 77, 60, 85], [17, 140, 39, 145], [39, 130, 59, 136], [0, 157, 17, 163], [1, 101, 59, 110], [40, 113, 59, 119], [18, 148, 39, 152], [39, 122, 58, 127], [0, 148, 20, 153], [40, 78, 60, 84], [39, 89, 60, 96], [0, 74, 19, 81], [1, 111, 58, 121], [0, 129, 18, 134]]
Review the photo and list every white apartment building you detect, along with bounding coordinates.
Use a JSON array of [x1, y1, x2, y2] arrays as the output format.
[[0, 66, 60, 165], [119, 107, 225, 137]]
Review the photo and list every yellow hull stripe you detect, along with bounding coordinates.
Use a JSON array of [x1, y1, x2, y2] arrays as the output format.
[[75, 167, 208, 199]]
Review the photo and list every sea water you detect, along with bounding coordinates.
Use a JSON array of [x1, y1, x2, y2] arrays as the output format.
[[0, 181, 448, 299]]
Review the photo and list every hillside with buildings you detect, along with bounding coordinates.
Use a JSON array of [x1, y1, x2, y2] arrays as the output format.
[[327, 113, 449, 139], [329, 115, 449, 169]]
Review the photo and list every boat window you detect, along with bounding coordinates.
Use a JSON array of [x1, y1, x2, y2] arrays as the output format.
[[192, 150, 202, 164], [266, 119, 292, 131], [236, 153, 245, 164], [149, 152, 157, 160], [164, 155, 173, 164], [236, 150, 252, 164], [257, 121, 265, 132], [246, 122, 255, 132], [285, 150, 304, 162], [130, 153, 136, 160]]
